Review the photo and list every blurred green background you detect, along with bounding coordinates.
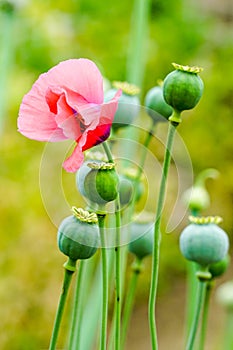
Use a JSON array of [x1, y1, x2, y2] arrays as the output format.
[[1, 0, 233, 349]]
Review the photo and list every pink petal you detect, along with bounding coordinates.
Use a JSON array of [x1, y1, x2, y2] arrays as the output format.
[[18, 85, 66, 142], [18, 59, 104, 141], [63, 143, 84, 173], [44, 59, 103, 104], [100, 90, 122, 124]]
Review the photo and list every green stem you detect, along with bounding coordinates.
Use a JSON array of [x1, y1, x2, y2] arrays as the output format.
[[115, 195, 122, 350], [49, 258, 76, 350], [0, 8, 15, 132], [185, 262, 198, 339], [68, 260, 85, 350], [102, 142, 114, 163], [199, 281, 213, 350], [121, 258, 142, 349], [148, 121, 178, 350], [127, 0, 151, 87], [98, 214, 108, 350], [185, 279, 207, 350], [102, 141, 122, 350], [185, 210, 199, 340], [224, 310, 233, 350]]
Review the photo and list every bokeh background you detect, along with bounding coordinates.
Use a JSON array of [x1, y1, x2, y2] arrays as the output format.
[[1, 0, 233, 349]]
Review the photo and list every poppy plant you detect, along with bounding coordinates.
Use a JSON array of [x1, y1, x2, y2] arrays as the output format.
[[18, 58, 121, 172]]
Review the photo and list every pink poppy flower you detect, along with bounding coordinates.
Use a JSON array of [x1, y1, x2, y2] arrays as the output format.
[[18, 58, 121, 172]]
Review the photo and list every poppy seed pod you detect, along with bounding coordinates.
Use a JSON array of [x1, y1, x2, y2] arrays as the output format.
[[180, 216, 229, 267], [81, 162, 119, 205], [57, 207, 99, 261], [129, 214, 154, 260], [163, 63, 204, 116], [144, 85, 173, 122], [105, 81, 140, 130]]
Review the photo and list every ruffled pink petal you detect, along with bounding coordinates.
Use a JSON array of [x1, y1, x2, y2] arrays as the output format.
[[18, 59, 104, 141], [45, 59, 103, 104], [63, 143, 84, 173], [18, 84, 67, 142], [99, 90, 122, 124]]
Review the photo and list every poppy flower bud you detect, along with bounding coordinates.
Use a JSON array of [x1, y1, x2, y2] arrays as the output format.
[[163, 63, 204, 122], [216, 281, 233, 310], [182, 168, 219, 214], [57, 207, 99, 261], [79, 162, 119, 205], [180, 216, 229, 267], [209, 254, 230, 279], [144, 84, 173, 122], [105, 81, 140, 130], [129, 213, 154, 260]]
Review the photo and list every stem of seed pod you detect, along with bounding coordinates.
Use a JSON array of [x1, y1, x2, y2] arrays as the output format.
[[98, 213, 108, 350], [185, 278, 207, 350], [121, 257, 142, 349], [49, 258, 76, 350], [199, 281, 213, 350], [102, 141, 122, 350], [148, 120, 178, 350], [68, 260, 85, 350], [185, 209, 199, 340]]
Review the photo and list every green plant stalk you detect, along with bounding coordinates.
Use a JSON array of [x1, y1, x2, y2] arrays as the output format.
[[148, 121, 178, 350], [108, 121, 156, 350], [223, 310, 233, 350], [199, 281, 213, 350], [0, 9, 15, 132], [185, 210, 199, 339], [98, 214, 109, 350], [68, 260, 85, 350], [49, 258, 76, 350], [102, 141, 122, 350], [185, 262, 198, 339], [121, 258, 142, 348], [127, 0, 151, 87], [185, 280, 207, 350]]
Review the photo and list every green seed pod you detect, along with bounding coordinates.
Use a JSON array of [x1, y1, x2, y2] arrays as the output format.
[[209, 254, 230, 279], [105, 81, 140, 130], [144, 85, 173, 122], [163, 63, 204, 114], [129, 213, 154, 260], [57, 207, 99, 260], [83, 162, 119, 205], [76, 152, 107, 198], [180, 216, 229, 266]]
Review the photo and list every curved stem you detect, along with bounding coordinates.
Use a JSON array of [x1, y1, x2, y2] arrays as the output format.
[[148, 121, 178, 350], [68, 260, 85, 350], [49, 258, 76, 350], [98, 214, 108, 350], [199, 281, 212, 350], [121, 258, 142, 349], [186, 279, 207, 350]]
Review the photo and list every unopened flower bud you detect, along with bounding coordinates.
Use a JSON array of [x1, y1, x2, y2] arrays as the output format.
[[144, 85, 173, 122]]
